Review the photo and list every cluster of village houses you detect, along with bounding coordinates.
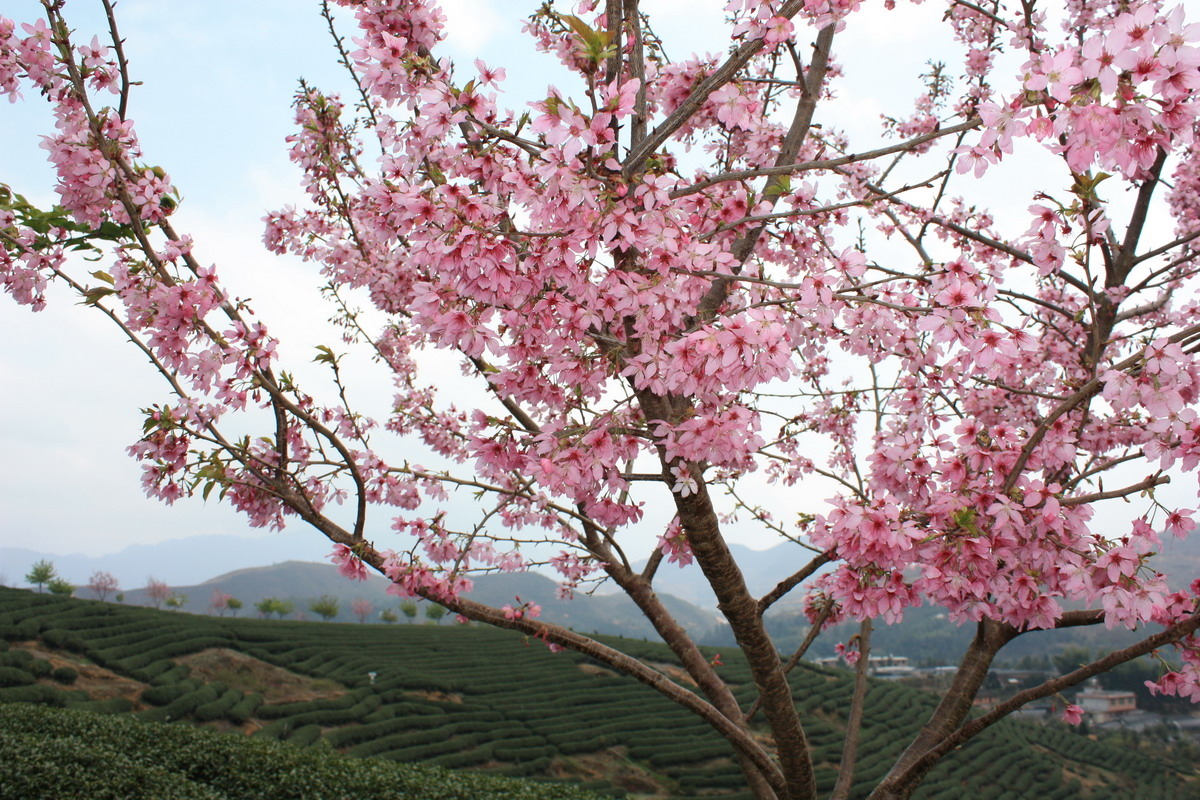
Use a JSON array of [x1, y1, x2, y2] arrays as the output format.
[[816, 654, 1200, 735]]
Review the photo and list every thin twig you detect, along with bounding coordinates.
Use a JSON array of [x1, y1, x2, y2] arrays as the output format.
[[831, 618, 873, 800], [99, 0, 132, 119], [672, 118, 980, 199]]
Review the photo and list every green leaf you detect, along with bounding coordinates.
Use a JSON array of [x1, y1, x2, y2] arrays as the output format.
[[313, 345, 338, 366], [80, 286, 116, 306], [561, 14, 598, 42], [764, 175, 792, 199], [952, 507, 982, 537], [93, 221, 136, 241], [560, 14, 614, 63]]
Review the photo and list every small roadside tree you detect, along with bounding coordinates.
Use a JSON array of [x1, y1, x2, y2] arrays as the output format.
[[4, 3, 1200, 799], [255, 597, 279, 619], [46, 577, 74, 597], [85, 570, 119, 601], [226, 596, 243, 617], [379, 608, 398, 624], [164, 592, 187, 611], [399, 601, 418, 625], [424, 604, 447, 626], [309, 594, 341, 621], [24, 560, 55, 594]]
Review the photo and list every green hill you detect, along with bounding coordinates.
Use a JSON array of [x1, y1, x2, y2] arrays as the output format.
[[119, 560, 723, 640], [0, 587, 1194, 799]]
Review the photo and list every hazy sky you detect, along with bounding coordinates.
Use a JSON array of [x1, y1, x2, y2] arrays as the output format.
[[2, 1, 510, 557], [2, 0, 1190, 568], [1, 0, 738, 558]]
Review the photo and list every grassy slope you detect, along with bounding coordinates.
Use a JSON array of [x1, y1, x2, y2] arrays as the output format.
[[0, 587, 1195, 800]]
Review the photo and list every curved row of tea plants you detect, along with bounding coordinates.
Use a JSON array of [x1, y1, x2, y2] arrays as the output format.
[[0, 587, 1195, 799], [0, 702, 610, 800]]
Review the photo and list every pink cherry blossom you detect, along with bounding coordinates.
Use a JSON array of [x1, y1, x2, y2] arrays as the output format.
[[1024, 50, 1084, 103], [7, 1, 1200, 795], [330, 545, 370, 581]]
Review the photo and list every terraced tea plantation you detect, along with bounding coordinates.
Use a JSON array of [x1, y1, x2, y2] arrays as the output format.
[[0, 587, 1194, 799]]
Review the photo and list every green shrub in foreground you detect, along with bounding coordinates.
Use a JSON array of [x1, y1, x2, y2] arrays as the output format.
[[0, 703, 613, 800]]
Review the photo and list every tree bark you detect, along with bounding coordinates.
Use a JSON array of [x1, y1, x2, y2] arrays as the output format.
[[601, 542, 781, 799], [831, 618, 872, 800], [673, 478, 817, 800], [869, 619, 1013, 798]]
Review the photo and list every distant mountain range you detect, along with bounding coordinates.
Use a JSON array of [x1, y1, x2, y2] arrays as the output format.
[[3, 527, 1196, 656], [0, 533, 334, 590], [0, 532, 814, 605], [112, 560, 726, 642], [722, 533, 1200, 664], [629, 541, 829, 607]]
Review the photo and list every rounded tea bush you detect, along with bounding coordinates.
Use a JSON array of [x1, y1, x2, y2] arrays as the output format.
[[0, 666, 34, 688], [52, 666, 79, 685]]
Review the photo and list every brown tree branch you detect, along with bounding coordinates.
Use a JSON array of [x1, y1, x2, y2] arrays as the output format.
[[621, 0, 809, 178], [623, 0, 648, 149], [692, 24, 836, 324], [1060, 473, 1168, 506], [831, 618, 873, 800], [668, 465, 817, 799], [745, 599, 835, 724], [603, 550, 781, 799], [1112, 148, 1168, 286], [759, 550, 834, 612], [672, 118, 979, 200], [873, 610, 1200, 799], [99, 0, 132, 119], [1133, 229, 1200, 265], [308, 513, 789, 796], [874, 619, 1015, 795]]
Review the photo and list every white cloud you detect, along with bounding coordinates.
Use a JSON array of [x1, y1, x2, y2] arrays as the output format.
[[438, 0, 510, 54]]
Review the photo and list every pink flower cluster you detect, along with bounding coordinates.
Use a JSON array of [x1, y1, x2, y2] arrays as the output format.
[[958, 3, 1199, 180], [6, 0, 1200, 712]]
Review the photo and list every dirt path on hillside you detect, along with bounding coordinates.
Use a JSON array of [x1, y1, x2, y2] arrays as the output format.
[[176, 648, 345, 703], [14, 642, 149, 708]]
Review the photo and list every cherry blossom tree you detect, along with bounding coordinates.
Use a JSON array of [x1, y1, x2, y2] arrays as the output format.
[[352, 597, 374, 623], [210, 588, 232, 616], [85, 569, 119, 601], [144, 577, 171, 610], [2, 1, 1200, 798]]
